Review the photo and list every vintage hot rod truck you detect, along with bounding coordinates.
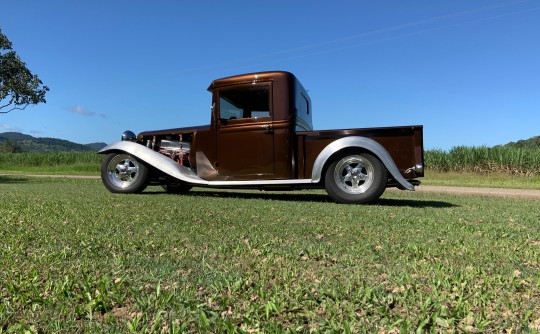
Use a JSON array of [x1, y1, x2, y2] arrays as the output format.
[[99, 71, 424, 204]]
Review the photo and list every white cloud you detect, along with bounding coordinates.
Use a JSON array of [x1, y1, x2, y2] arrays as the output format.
[[66, 105, 95, 116], [0, 124, 22, 132]]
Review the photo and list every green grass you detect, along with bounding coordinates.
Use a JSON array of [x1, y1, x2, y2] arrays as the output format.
[[1, 176, 540, 333], [0, 152, 102, 175], [423, 171, 540, 189]]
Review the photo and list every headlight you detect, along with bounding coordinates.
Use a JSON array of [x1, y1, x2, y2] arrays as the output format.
[[121, 130, 137, 142]]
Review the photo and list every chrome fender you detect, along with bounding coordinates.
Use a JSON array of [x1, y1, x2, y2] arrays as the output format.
[[99, 141, 209, 185], [311, 136, 415, 190]]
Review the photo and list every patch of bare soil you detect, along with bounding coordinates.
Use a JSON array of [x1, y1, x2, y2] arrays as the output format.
[[415, 185, 540, 200], [0, 173, 99, 179]]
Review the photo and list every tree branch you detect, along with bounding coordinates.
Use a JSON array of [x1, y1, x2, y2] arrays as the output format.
[[0, 102, 29, 113]]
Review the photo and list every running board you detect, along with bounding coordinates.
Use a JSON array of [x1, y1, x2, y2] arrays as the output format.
[[207, 179, 313, 186]]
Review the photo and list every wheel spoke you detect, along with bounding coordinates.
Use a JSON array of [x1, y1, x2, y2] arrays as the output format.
[[126, 166, 138, 175], [109, 157, 139, 183], [342, 164, 355, 183]]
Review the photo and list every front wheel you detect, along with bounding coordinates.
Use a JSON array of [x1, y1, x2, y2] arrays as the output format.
[[101, 153, 150, 193], [324, 152, 387, 204]]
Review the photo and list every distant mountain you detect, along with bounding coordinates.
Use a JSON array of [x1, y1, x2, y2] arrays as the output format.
[[0, 132, 35, 141], [0, 132, 107, 152], [503, 135, 540, 149], [85, 142, 109, 151]]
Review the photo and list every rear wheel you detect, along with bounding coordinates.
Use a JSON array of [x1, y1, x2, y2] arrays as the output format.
[[101, 153, 150, 193], [324, 152, 387, 204], [161, 181, 193, 194]]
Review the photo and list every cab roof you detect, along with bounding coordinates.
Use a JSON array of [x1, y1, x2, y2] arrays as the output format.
[[207, 71, 296, 91]]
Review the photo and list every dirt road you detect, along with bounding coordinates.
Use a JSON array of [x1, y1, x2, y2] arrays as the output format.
[[412, 185, 540, 200]]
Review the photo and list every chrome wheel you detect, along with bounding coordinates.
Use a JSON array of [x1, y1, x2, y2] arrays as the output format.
[[325, 152, 387, 204], [101, 153, 149, 193], [334, 155, 375, 194]]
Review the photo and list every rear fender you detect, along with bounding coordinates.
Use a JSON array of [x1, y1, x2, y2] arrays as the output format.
[[311, 136, 415, 190], [99, 141, 208, 185]]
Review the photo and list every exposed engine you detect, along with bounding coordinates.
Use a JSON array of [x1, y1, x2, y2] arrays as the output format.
[[157, 137, 191, 167]]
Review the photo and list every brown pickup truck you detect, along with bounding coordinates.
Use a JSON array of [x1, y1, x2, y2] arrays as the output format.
[[99, 71, 424, 204]]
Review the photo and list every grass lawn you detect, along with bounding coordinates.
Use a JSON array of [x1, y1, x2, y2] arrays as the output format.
[[0, 165, 100, 176], [423, 171, 540, 190], [1, 176, 540, 333]]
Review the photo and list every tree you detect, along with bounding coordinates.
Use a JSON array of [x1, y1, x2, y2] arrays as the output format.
[[0, 29, 49, 114], [0, 140, 23, 153]]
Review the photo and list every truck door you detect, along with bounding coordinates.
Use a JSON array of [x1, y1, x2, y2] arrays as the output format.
[[215, 83, 275, 179]]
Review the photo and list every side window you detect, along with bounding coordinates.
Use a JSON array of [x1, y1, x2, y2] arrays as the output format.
[[219, 85, 270, 121], [298, 93, 309, 115]]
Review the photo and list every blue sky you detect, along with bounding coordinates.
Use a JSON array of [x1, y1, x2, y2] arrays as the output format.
[[1, 0, 539, 149]]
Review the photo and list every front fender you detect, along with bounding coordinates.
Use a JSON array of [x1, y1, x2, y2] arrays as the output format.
[[99, 141, 208, 185], [311, 136, 415, 190]]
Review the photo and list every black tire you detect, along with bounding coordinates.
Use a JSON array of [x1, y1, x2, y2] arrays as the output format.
[[101, 152, 150, 193], [324, 152, 387, 204], [161, 182, 193, 194]]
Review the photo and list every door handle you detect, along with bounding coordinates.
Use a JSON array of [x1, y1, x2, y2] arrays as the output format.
[[262, 124, 273, 134]]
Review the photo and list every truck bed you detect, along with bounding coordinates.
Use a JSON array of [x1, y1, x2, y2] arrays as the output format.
[[296, 125, 424, 180]]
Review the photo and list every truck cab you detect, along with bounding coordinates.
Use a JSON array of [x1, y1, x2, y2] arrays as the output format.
[[192, 71, 310, 181]]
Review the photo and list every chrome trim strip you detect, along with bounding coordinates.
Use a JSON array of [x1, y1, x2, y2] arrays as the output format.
[[310, 136, 415, 191]]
